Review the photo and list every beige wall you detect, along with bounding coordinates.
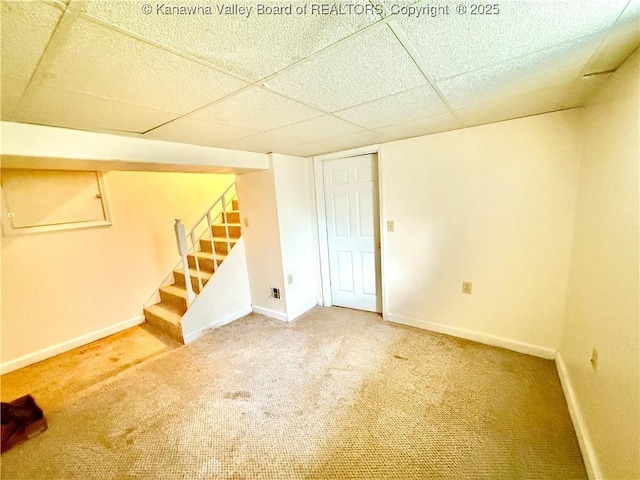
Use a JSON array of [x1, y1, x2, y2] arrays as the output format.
[[559, 51, 639, 479], [1, 170, 233, 367], [380, 110, 581, 355], [272, 154, 319, 320], [237, 154, 319, 321], [236, 168, 287, 317], [181, 238, 252, 342]]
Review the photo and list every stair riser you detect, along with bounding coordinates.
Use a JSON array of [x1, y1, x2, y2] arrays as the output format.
[[173, 270, 208, 293], [187, 255, 222, 272], [159, 290, 188, 314], [144, 309, 183, 344], [199, 239, 234, 255], [211, 224, 241, 238], [222, 211, 240, 223], [232, 199, 239, 210]]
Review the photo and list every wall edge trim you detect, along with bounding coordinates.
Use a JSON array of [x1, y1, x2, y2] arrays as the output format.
[[385, 312, 557, 359], [183, 305, 252, 344], [0, 315, 145, 374], [252, 305, 288, 322], [287, 298, 319, 322], [555, 352, 601, 480]]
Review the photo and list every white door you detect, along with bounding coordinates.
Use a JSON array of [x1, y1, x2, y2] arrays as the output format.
[[323, 154, 381, 312]]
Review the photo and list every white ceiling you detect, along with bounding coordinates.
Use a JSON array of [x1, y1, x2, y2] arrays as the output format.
[[1, 0, 638, 158]]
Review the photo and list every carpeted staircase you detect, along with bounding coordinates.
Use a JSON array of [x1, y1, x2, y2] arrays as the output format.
[[143, 199, 241, 343]]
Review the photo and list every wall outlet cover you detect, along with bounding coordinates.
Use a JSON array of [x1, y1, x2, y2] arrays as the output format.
[[270, 286, 281, 300]]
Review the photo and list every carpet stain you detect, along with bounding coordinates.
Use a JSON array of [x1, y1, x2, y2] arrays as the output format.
[[97, 437, 112, 450], [393, 354, 409, 360], [224, 391, 251, 400]]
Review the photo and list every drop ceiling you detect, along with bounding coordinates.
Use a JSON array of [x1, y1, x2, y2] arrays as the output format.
[[1, 0, 638, 158]]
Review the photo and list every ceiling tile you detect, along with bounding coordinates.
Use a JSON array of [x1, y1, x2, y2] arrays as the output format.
[[42, 17, 248, 114], [220, 115, 364, 153], [375, 112, 461, 140], [193, 87, 323, 132], [335, 85, 448, 129], [265, 25, 428, 112], [143, 117, 258, 147], [2, 1, 633, 158], [437, 34, 604, 109], [280, 130, 390, 157], [216, 134, 280, 154], [270, 143, 323, 157], [82, 0, 380, 80], [15, 84, 178, 133], [397, 0, 628, 81], [1, 0, 63, 81], [1, 76, 29, 120], [454, 85, 569, 127]]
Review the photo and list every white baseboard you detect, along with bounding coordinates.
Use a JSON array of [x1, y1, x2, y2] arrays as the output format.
[[252, 299, 318, 323], [252, 305, 288, 322], [1, 315, 145, 375], [385, 312, 557, 359], [183, 306, 253, 344], [287, 298, 319, 322], [555, 352, 600, 480]]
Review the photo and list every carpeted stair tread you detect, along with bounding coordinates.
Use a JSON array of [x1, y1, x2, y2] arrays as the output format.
[[199, 237, 239, 255], [140, 194, 243, 344], [174, 267, 213, 281], [210, 236, 239, 243], [143, 303, 184, 343], [189, 251, 228, 262], [143, 304, 182, 325], [159, 284, 188, 299], [211, 223, 242, 239]]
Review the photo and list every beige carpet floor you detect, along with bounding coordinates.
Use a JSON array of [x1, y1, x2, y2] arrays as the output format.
[[1, 307, 587, 479]]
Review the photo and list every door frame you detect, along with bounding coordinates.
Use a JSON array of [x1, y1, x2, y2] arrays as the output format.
[[313, 144, 386, 314]]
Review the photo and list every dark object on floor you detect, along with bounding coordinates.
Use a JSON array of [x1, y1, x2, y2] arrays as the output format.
[[1, 395, 48, 453]]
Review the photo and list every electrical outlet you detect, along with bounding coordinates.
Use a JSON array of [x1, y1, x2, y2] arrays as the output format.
[[287, 274, 293, 285], [270, 286, 281, 300], [590, 348, 598, 370], [244, 218, 249, 227], [462, 281, 472, 294], [387, 220, 395, 232]]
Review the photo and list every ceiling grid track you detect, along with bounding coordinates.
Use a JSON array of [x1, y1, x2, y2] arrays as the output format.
[[83, 6, 399, 136], [140, 7, 414, 136], [385, 19, 468, 127]]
